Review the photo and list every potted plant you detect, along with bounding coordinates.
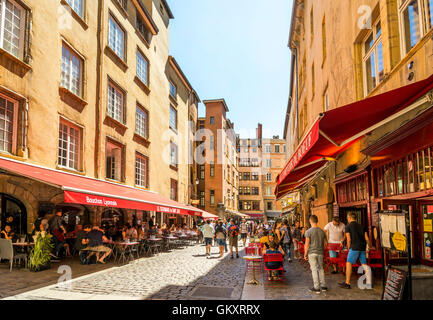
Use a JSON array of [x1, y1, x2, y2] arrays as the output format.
[[29, 231, 54, 272]]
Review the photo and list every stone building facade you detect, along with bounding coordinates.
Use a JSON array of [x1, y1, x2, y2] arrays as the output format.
[[0, 0, 199, 233], [197, 99, 239, 218], [282, 0, 433, 252]]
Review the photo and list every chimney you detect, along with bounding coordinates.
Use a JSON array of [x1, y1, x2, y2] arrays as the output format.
[[257, 123, 262, 140]]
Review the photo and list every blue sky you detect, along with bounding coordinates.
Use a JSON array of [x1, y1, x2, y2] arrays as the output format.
[[167, 0, 292, 139]]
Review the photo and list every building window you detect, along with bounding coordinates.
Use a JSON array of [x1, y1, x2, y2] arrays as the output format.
[[108, 15, 125, 60], [106, 140, 123, 181], [275, 144, 280, 153], [0, 94, 18, 154], [169, 106, 177, 131], [428, 0, 433, 28], [310, 6, 314, 43], [252, 172, 259, 181], [0, 0, 26, 59], [363, 20, 384, 95], [170, 179, 178, 201], [210, 162, 215, 177], [210, 135, 214, 150], [107, 81, 124, 123], [210, 116, 215, 124], [210, 190, 215, 205], [266, 173, 272, 181], [61, 43, 83, 97], [116, 0, 127, 10], [200, 191, 205, 206], [267, 202, 273, 211], [265, 186, 273, 196], [401, 0, 423, 54], [169, 80, 177, 98], [135, 104, 149, 139], [170, 142, 178, 167], [58, 119, 81, 171], [252, 201, 260, 211], [252, 187, 259, 195], [136, 50, 149, 86], [135, 153, 148, 187], [65, 0, 84, 18], [136, 14, 151, 44], [265, 144, 271, 153], [200, 165, 205, 179], [266, 159, 272, 167], [243, 172, 250, 180]]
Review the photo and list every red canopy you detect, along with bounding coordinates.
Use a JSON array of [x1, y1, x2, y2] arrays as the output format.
[[276, 74, 433, 199], [0, 157, 201, 216]]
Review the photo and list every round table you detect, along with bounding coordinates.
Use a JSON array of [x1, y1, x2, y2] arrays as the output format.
[[243, 255, 262, 285]]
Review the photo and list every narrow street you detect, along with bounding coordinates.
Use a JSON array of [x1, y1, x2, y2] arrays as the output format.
[[3, 241, 381, 300]]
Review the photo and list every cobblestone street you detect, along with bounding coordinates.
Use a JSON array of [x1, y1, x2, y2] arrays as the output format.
[[3, 241, 383, 300], [4, 243, 247, 300]]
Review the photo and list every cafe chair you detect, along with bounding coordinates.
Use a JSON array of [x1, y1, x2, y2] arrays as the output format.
[[0, 239, 28, 271], [245, 246, 262, 271], [263, 253, 285, 282]]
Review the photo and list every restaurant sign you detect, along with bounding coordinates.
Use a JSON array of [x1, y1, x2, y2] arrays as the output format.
[[277, 120, 320, 185], [64, 191, 191, 216]]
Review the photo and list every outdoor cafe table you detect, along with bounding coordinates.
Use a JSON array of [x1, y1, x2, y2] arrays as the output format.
[[243, 255, 262, 285]]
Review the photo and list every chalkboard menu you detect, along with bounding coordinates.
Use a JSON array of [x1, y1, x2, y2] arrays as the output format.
[[382, 267, 407, 300]]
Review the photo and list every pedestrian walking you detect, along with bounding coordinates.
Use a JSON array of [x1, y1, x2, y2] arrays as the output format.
[[227, 219, 240, 259], [280, 220, 293, 262], [214, 221, 227, 258], [240, 218, 248, 247], [201, 220, 215, 258], [304, 215, 327, 294], [292, 221, 304, 259], [339, 212, 372, 289], [324, 216, 346, 274]]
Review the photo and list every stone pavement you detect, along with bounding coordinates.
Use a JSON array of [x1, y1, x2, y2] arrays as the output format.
[[4, 243, 247, 300], [260, 257, 383, 300]]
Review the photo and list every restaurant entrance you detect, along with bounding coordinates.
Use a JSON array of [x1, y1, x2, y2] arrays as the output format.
[[0, 193, 27, 236]]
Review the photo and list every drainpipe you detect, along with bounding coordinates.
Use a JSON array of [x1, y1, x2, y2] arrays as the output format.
[[95, 0, 105, 179]]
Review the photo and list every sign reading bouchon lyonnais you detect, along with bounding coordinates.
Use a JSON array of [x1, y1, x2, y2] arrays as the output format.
[[278, 120, 320, 185]]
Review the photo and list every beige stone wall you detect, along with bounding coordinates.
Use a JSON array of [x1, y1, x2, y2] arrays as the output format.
[[286, 0, 433, 228], [0, 0, 196, 230]]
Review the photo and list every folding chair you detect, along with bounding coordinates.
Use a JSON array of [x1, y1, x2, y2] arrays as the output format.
[[324, 243, 344, 273]]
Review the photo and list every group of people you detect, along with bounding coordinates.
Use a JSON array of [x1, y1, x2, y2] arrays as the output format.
[[302, 213, 373, 294], [201, 218, 242, 259]]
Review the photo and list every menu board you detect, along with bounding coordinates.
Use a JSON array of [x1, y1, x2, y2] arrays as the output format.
[[382, 267, 407, 300], [379, 211, 408, 252]]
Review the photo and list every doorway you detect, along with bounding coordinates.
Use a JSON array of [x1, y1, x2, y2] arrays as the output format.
[[0, 193, 27, 235]]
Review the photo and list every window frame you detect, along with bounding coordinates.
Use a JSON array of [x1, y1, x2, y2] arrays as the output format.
[[107, 79, 125, 124], [108, 13, 126, 61], [135, 103, 149, 139], [170, 179, 178, 201], [398, 0, 425, 56], [136, 48, 149, 86], [169, 105, 177, 131], [170, 141, 178, 168], [65, 0, 85, 19], [0, 92, 19, 155], [169, 79, 177, 99], [135, 152, 149, 188], [105, 138, 124, 181], [61, 41, 84, 98], [0, 0, 26, 59], [362, 19, 384, 96]]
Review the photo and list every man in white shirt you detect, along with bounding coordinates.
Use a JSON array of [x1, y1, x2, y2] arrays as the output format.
[[324, 216, 346, 274], [202, 220, 215, 257]]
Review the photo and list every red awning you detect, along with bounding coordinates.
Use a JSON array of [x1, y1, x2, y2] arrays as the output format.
[[185, 205, 219, 220], [0, 157, 201, 216], [276, 74, 433, 199], [246, 213, 264, 218]]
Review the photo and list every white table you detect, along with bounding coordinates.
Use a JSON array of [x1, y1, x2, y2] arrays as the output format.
[[243, 255, 263, 285]]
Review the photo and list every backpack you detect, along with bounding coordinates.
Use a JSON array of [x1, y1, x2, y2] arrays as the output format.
[[229, 225, 239, 238], [282, 226, 292, 244]]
